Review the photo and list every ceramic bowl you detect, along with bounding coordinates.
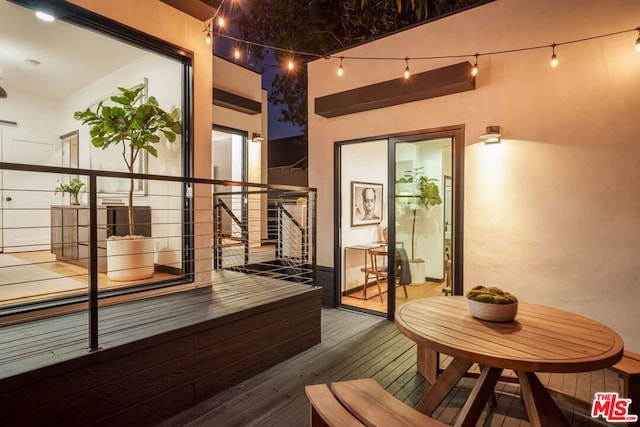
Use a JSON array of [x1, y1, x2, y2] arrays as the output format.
[[467, 299, 518, 322]]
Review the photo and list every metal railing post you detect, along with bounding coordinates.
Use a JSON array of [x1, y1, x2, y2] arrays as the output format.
[[88, 174, 99, 352], [213, 199, 221, 269]]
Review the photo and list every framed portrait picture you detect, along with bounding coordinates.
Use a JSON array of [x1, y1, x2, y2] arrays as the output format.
[[351, 181, 383, 226]]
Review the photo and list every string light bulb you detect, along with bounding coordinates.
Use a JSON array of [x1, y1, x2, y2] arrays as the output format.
[[205, 31, 212, 45], [550, 44, 558, 68], [636, 28, 640, 52], [217, 16, 225, 28], [288, 58, 295, 71], [337, 57, 344, 76], [403, 58, 410, 79], [471, 54, 478, 76], [234, 46, 241, 60]]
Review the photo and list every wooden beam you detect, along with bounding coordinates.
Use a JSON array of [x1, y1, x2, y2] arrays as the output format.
[[213, 88, 262, 115], [158, 0, 218, 21], [314, 61, 475, 118]]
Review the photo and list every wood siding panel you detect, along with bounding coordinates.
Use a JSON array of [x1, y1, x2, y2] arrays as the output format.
[[314, 62, 475, 118]]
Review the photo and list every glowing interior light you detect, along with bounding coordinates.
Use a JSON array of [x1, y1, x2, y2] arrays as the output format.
[[35, 11, 54, 22]]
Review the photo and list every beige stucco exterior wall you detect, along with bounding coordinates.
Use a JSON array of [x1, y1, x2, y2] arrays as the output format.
[[69, 0, 213, 285], [308, 0, 640, 348], [212, 56, 268, 245]]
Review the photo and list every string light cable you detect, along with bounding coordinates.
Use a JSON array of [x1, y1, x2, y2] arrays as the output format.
[[212, 25, 640, 74], [203, 0, 228, 45]]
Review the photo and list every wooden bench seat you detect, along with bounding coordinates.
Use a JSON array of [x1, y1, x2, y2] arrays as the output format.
[[305, 378, 447, 427], [610, 350, 640, 414]]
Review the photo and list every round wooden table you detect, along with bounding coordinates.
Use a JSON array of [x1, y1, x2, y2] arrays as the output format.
[[395, 296, 624, 427]]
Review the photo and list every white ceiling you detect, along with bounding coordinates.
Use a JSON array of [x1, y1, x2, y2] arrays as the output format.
[[0, 0, 146, 100]]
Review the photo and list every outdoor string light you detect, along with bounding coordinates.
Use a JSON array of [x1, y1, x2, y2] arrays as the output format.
[[550, 43, 558, 68], [211, 24, 639, 74], [203, 0, 227, 44]]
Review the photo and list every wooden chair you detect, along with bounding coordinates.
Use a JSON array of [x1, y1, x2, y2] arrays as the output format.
[[362, 249, 408, 302], [442, 258, 452, 295]]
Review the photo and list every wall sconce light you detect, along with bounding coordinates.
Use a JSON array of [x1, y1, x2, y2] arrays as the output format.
[[479, 126, 501, 144], [251, 132, 264, 143]]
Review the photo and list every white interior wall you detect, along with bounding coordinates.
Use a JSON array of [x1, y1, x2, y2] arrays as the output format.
[[395, 143, 445, 279], [60, 53, 183, 264], [68, 0, 213, 285], [308, 0, 640, 349], [341, 140, 388, 291]]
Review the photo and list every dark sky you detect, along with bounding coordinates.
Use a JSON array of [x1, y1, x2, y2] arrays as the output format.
[[214, 35, 303, 140]]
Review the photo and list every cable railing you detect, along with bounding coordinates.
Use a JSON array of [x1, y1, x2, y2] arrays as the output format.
[[0, 161, 316, 352], [212, 190, 315, 284]]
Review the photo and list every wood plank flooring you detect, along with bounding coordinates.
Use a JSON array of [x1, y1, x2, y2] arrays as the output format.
[[159, 307, 623, 427], [341, 280, 444, 312], [3, 250, 178, 306], [0, 271, 318, 381]]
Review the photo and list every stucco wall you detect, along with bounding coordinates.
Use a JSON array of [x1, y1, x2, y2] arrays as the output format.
[[308, 0, 640, 349], [212, 56, 268, 245], [69, 0, 213, 285]]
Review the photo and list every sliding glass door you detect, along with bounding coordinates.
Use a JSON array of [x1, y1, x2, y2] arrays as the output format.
[[336, 126, 464, 319]]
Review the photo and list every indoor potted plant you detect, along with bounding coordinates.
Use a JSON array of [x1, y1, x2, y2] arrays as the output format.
[[74, 85, 181, 281], [396, 167, 442, 284], [54, 176, 85, 205], [466, 285, 519, 322]]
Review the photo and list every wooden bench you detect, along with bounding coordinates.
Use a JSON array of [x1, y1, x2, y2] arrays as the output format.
[[305, 378, 447, 427], [610, 350, 640, 415]]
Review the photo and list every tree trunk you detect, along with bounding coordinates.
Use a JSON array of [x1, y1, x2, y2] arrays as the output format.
[[411, 208, 417, 259], [128, 164, 135, 237]]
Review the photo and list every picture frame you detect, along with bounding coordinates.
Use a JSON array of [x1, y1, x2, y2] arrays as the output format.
[[351, 181, 383, 226]]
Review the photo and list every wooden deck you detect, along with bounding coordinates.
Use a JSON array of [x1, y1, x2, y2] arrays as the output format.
[[0, 272, 321, 425], [159, 307, 623, 427]]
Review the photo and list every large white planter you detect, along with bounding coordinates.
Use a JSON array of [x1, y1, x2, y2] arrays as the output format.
[[106, 237, 154, 281], [409, 260, 425, 285]]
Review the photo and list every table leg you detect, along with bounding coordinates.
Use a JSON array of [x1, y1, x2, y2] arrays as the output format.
[[417, 345, 440, 385], [416, 358, 473, 415], [453, 366, 503, 427], [516, 371, 570, 427]]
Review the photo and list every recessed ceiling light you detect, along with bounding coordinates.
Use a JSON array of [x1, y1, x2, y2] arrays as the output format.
[[35, 11, 55, 22]]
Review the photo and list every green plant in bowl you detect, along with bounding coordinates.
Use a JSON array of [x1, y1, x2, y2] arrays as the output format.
[[466, 285, 518, 322], [466, 285, 518, 304]]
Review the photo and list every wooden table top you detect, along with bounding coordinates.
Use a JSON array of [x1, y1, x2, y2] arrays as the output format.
[[395, 296, 624, 373]]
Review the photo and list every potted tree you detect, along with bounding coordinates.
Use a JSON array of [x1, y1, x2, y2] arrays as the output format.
[[396, 167, 442, 284], [54, 176, 85, 205], [74, 85, 181, 281]]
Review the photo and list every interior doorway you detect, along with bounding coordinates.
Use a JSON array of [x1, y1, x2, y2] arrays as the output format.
[[212, 126, 247, 239], [336, 127, 464, 319], [1, 126, 60, 253]]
